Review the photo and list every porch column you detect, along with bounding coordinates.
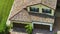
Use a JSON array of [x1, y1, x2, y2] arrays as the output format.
[[32, 23, 34, 29], [50, 24, 53, 32]]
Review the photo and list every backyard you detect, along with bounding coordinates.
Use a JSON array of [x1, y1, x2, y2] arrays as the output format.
[[0, 0, 14, 33]]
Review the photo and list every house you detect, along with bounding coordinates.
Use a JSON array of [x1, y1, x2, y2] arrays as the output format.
[[8, 0, 57, 31]]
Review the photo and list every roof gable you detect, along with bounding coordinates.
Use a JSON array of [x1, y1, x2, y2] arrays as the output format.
[[10, 9, 31, 22]]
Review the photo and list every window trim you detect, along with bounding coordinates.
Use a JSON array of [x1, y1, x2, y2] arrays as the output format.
[[42, 8, 52, 15], [29, 7, 39, 13]]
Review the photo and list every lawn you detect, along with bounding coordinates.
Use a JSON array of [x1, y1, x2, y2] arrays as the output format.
[[0, 0, 14, 32]]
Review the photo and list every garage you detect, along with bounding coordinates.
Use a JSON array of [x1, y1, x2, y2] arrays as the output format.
[[13, 23, 27, 28]]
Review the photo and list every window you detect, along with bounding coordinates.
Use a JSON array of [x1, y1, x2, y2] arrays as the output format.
[[42, 8, 51, 14], [30, 7, 39, 12]]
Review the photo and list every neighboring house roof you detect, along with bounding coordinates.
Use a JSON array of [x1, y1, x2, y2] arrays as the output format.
[[10, 9, 55, 23], [9, 0, 57, 19], [9, 0, 57, 23]]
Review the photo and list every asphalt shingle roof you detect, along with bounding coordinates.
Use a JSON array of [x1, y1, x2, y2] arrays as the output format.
[[10, 0, 57, 19], [9, 0, 57, 23]]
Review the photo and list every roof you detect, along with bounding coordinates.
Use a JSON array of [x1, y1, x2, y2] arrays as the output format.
[[41, 0, 57, 9], [10, 9, 31, 22], [10, 9, 55, 24], [9, 0, 57, 19]]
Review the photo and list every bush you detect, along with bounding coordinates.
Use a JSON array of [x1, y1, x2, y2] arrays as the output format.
[[0, 25, 11, 34], [25, 24, 33, 34]]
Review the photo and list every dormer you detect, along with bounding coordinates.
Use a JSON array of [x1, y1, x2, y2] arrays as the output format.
[[27, 4, 55, 16]]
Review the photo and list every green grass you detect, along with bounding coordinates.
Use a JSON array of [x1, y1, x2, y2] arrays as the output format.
[[0, 0, 14, 32]]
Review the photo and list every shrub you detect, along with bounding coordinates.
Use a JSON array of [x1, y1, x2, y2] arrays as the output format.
[[0, 25, 11, 34], [25, 24, 33, 34], [5, 26, 11, 34]]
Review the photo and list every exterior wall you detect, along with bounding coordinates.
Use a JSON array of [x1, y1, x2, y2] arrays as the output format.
[[55, 9, 60, 17], [27, 4, 55, 16]]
